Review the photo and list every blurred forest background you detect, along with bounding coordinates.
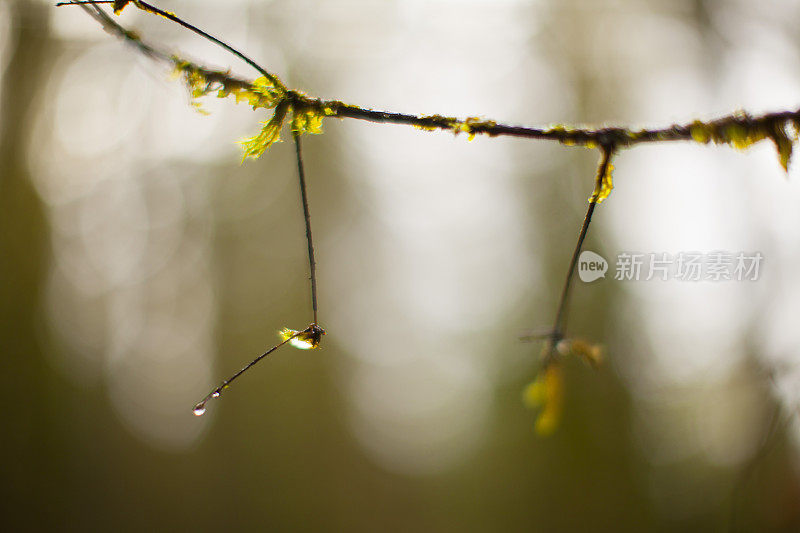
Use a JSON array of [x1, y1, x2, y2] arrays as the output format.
[[3, 0, 800, 531]]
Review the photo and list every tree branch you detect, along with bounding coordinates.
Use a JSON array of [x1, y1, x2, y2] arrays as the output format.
[[62, 1, 800, 158]]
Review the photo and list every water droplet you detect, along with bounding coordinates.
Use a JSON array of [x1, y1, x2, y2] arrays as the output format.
[[288, 337, 316, 350], [193, 402, 207, 416], [279, 325, 325, 350], [211, 391, 220, 398]]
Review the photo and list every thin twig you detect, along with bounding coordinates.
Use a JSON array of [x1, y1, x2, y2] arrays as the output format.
[[70, 2, 170, 61], [543, 145, 615, 362], [193, 329, 305, 415], [57, 0, 286, 91], [292, 131, 319, 325]]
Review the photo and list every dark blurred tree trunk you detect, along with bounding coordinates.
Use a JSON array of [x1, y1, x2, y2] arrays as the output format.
[[0, 1, 58, 529]]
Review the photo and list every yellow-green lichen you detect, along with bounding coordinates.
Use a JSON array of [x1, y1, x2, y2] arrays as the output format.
[[240, 100, 289, 160]]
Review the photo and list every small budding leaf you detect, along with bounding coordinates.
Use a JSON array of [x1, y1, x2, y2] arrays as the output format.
[[523, 364, 564, 436], [279, 325, 325, 350]]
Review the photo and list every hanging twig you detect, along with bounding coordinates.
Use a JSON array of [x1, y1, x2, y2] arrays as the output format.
[[292, 131, 319, 326], [547, 145, 615, 355]]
